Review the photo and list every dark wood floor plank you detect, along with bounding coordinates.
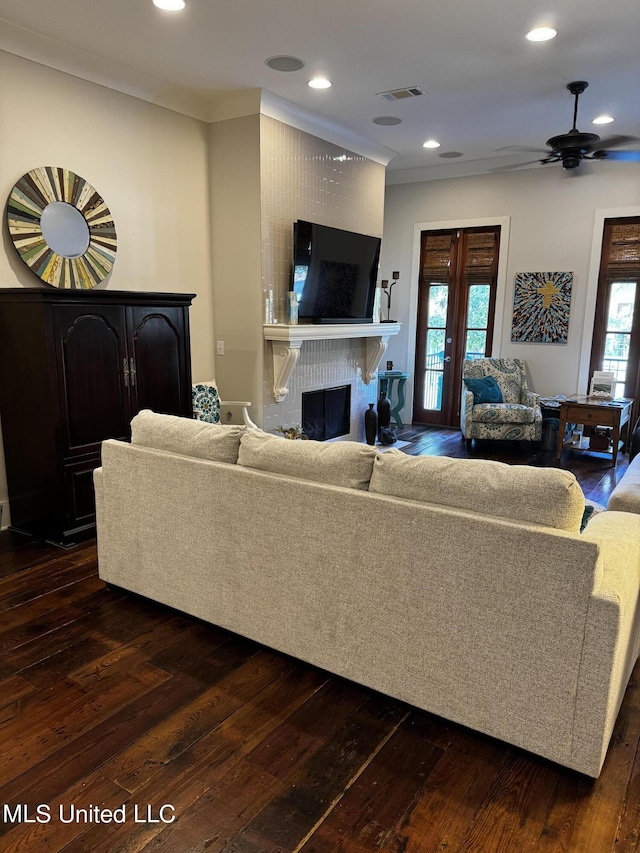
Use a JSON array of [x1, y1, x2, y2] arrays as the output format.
[[136, 758, 283, 853], [0, 573, 104, 633], [0, 670, 208, 812], [299, 720, 443, 852], [246, 678, 370, 781], [101, 651, 319, 795], [0, 663, 170, 787], [57, 664, 328, 853], [0, 673, 36, 711], [379, 729, 506, 853], [217, 698, 408, 853], [0, 555, 97, 608], [453, 754, 562, 853], [1, 773, 127, 852]]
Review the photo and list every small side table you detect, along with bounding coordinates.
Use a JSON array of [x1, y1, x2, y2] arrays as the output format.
[[556, 396, 634, 467], [378, 371, 410, 428]]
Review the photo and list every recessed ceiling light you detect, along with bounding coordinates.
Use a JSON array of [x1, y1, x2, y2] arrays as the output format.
[[308, 77, 332, 90], [372, 116, 402, 126], [266, 56, 305, 72], [592, 114, 615, 125], [423, 139, 441, 149], [153, 0, 185, 10], [525, 26, 557, 41], [439, 151, 464, 158]]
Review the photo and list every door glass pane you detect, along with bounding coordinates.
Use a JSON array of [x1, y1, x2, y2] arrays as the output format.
[[465, 330, 486, 359], [603, 332, 631, 385], [424, 328, 445, 410], [606, 281, 636, 333], [467, 284, 490, 328], [603, 281, 636, 385], [427, 284, 448, 327]]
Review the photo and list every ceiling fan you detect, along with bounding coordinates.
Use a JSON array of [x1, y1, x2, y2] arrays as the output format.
[[494, 81, 640, 171]]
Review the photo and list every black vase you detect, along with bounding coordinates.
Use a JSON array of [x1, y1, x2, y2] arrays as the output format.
[[364, 403, 377, 446], [377, 391, 391, 430]]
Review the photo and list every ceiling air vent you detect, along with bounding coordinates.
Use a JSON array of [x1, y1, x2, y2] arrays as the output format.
[[377, 86, 427, 101]]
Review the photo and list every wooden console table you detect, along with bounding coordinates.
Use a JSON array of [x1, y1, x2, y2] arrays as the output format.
[[556, 396, 634, 467]]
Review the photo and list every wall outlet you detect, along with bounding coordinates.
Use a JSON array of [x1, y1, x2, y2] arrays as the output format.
[[216, 340, 225, 356]]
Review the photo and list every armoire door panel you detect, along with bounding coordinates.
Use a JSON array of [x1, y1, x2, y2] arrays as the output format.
[[127, 307, 188, 416], [53, 306, 131, 453]]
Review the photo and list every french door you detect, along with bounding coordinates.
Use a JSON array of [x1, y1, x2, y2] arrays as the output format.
[[413, 226, 500, 426]]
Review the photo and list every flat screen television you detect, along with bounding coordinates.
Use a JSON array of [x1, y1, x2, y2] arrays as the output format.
[[291, 220, 381, 323]]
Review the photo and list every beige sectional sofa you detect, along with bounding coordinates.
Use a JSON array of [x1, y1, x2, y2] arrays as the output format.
[[94, 411, 640, 778]]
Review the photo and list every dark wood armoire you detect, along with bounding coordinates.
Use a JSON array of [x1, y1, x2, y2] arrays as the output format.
[[0, 288, 195, 545]]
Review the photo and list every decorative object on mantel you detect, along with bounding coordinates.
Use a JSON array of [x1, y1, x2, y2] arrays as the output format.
[[511, 271, 573, 343], [6, 166, 117, 288], [380, 271, 400, 322], [275, 424, 308, 440], [364, 403, 377, 446]]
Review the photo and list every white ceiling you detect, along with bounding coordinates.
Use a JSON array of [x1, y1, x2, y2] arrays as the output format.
[[1, 0, 639, 181]]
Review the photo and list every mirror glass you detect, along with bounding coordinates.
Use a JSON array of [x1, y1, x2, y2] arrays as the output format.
[[40, 201, 90, 259]]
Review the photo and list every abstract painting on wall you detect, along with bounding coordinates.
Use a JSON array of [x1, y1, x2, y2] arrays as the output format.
[[511, 271, 573, 343]]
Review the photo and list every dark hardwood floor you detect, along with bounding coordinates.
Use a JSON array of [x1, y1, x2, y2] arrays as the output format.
[[0, 427, 637, 852]]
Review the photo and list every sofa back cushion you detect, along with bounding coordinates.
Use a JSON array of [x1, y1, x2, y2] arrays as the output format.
[[238, 429, 377, 490], [130, 410, 245, 464], [369, 450, 585, 531]]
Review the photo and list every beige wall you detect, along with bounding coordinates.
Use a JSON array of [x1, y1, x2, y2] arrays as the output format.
[[207, 114, 263, 416], [0, 50, 214, 524], [381, 165, 640, 411]]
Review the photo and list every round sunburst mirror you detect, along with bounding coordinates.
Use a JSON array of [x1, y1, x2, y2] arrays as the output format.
[[6, 166, 117, 289]]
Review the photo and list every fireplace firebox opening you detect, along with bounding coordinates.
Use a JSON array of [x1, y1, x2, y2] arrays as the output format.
[[301, 385, 351, 441]]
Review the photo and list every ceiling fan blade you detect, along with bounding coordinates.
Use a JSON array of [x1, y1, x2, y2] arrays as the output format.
[[494, 145, 549, 154], [488, 159, 545, 172], [596, 150, 640, 162], [593, 134, 640, 151]]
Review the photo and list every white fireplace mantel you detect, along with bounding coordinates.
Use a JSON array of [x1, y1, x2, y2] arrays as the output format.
[[263, 322, 401, 402]]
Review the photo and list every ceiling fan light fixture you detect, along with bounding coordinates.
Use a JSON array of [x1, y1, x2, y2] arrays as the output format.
[[153, 0, 185, 10], [525, 26, 557, 42], [592, 114, 614, 125], [423, 139, 441, 149]]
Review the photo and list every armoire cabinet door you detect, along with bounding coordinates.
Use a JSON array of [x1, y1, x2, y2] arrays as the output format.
[[52, 305, 132, 456], [127, 306, 191, 417]]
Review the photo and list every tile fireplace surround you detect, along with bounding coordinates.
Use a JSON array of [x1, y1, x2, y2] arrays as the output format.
[[262, 323, 401, 441]]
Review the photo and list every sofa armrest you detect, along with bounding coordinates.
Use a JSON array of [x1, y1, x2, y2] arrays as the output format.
[[607, 454, 640, 514], [572, 509, 640, 775]]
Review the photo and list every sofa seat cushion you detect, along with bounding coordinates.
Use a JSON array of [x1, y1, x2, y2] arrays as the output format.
[[131, 410, 245, 464], [472, 403, 536, 425], [238, 429, 377, 490], [369, 450, 585, 531]]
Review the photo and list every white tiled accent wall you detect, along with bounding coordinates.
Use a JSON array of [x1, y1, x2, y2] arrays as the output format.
[[259, 116, 386, 437]]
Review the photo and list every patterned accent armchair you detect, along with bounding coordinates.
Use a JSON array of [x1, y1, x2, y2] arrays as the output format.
[[192, 380, 257, 428], [461, 358, 542, 448]]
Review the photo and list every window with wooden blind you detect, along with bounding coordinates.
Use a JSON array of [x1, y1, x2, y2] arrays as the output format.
[[589, 217, 640, 402]]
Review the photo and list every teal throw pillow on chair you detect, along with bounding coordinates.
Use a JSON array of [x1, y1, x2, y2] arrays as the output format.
[[464, 375, 503, 405]]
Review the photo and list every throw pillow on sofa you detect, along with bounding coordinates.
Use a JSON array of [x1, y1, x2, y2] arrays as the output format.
[[238, 429, 377, 490], [463, 375, 503, 405], [131, 410, 245, 464], [369, 450, 585, 532]]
